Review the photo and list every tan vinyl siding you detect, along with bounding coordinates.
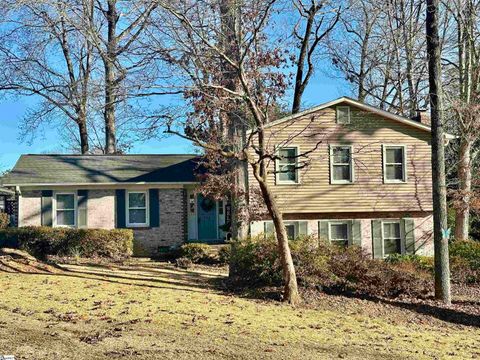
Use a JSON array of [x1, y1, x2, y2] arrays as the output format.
[[249, 105, 432, 213]]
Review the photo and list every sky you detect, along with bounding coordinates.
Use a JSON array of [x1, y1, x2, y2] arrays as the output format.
[[0, 72, 350, 172]]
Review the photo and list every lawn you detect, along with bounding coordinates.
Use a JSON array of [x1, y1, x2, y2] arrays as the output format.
[[0, 259, 479, 359]]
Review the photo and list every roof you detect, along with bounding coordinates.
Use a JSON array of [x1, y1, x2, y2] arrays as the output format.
[[2, 154, 201, 186], [263, 97, 455, 139]]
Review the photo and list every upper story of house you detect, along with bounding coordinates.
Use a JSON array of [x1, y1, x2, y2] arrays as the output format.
[[248, 97, 453, 215]]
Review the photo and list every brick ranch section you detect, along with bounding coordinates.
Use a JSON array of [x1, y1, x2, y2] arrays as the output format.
[[18, 188, 188, 256]]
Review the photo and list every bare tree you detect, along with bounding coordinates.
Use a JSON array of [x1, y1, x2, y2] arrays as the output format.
[[0, 0, 96, 153], [73, 0, 160, 153], [426, 0, 451, 305], [152, 0, 315, 304], [291, 0, 340, 113]]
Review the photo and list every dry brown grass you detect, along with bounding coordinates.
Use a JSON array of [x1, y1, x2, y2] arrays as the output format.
[[0, 259, 479, 359]]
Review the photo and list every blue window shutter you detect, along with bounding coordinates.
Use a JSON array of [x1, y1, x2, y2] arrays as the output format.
[[149, 189, 160, 227], [41, 190, 53, 227], [116, 189, 126, 228], [77, 190, 88, 228]]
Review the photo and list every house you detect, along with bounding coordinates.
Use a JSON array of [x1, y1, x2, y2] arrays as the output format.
[[2, 97, 450, 258], [248, 97, 453, 258], [1, 154, 228, 255]]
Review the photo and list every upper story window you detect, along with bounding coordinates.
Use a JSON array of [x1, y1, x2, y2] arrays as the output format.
[[383, 145, 407, 183], [277, 147, 298, 184], [127, 191, 149, 227], [382, 221, 402, 256], [329, 221, 350, 246], [336, 106, 351, 124], [55, 193, 76, 227], [330, 145, 353, 183]]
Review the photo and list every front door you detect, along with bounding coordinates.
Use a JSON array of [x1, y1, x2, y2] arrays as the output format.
[[197, 194, 217, 241]]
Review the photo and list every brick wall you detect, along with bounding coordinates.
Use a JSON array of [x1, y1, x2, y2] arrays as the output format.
[[19, 190, 42, 226], [133, 189, 187, 256], [87, 189, 115, 229]]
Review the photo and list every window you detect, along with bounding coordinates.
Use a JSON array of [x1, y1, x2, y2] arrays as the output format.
[[285, 223, 296, 240], [277, 147, 298, 184], [383, 222, 402, 256], [127, 191, 149, 227], [331, 145, 353, 183], [55, 193, 76, 227], [336, 106, 351, 124], [264, 221, 308, 240], [329, 222, 349, 246], [384, 145, 406, 182], [218, 200, 224, 215]]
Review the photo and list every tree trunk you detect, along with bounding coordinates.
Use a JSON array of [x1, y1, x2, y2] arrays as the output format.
[[292, 7, 314, 114], [220, 0, 248, 240], [254, 168, 300, 305], [455, 138, 472, 241], [426, 0, 451, 305], [104, 0, 117, 154], [78, 117, 89, 154]]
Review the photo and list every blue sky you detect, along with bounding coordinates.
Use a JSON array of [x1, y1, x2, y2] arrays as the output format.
[[0, 73, 350, 172]]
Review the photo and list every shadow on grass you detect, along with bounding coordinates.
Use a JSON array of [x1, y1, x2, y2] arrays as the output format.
[[321, 288, 480, 328], [3, 260, 227, 295]]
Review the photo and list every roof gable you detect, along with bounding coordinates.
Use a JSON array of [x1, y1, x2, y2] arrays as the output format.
[[263, 97, 454, 139]]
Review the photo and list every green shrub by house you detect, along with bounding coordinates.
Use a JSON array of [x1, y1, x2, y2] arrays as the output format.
[[179, 243, 213, 263], [0, 226, 133, 260], [449, 240, 480, 284]]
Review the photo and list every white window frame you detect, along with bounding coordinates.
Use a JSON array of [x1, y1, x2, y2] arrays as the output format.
[[53, 192, 77, 228], [330, 145, 354, 184], [336, 106, 351, 124], [275, 145, 300, 185], [126, 190, 149, 227], [383, 144, 407, 183], [381, 220, 404, 257], [328, 221, 350, 245]]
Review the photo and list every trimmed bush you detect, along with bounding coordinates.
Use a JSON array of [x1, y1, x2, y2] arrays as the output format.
[[0, 226, 133, 260], [179, 243, 213, 263], [229, 236, 432, 298], [0, 213, 9, 229]]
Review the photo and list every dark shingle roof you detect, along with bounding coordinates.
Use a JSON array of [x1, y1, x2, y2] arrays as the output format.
[[3, 154, 200, 185]]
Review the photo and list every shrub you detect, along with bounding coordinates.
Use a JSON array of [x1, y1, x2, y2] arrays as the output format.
[[385, 254, 434, 272], [176, 257, 193, 269], [218, 245, 231, 265], [0, 213, 9, 229], [229, 236, 432, 298], [229, 236, 282, 286], [179, 243, 213, 263], [449, 240, 480, 284], [0, 226, 133, 260]]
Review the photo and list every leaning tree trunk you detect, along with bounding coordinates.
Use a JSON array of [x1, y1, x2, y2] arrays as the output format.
[[252, 163, 300, 305], [455, 138, 472, 241], [426, 0, 451, 305]]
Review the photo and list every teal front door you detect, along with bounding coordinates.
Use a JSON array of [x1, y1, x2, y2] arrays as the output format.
[[197, 194, 217, 241]]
